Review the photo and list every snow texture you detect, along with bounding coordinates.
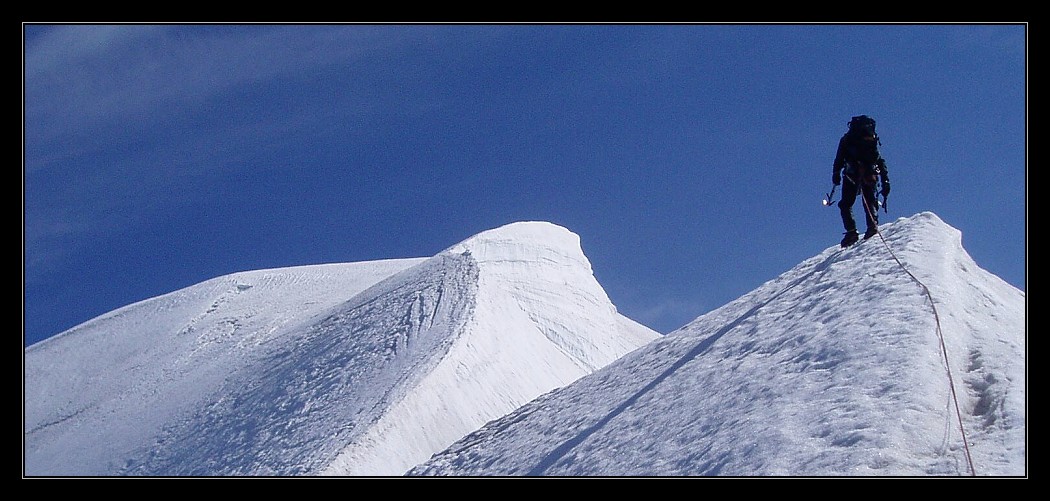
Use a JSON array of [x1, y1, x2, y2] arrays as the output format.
[[24, 213, 1025, 477], [408, 213, 1025, 477], [24, 221, 658, 476]]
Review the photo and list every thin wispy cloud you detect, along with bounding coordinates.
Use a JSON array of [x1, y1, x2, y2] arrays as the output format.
[[24, 25, 454, 277], [25, 25, 419, 170], [22, 24, 1025, 351]]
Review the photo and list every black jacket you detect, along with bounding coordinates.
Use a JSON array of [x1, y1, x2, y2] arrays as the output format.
[[834, 131, 889, 183]]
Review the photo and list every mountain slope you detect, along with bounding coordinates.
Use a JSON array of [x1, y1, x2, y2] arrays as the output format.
[[24, 222, 658, 476], [24, 258, 425, 476], [409, 212, 1026, 476], [321, 222, 657, 476]]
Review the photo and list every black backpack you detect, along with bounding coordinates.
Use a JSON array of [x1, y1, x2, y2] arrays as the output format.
[[848, 115, 877, 134], [844, 115, 882, 166]]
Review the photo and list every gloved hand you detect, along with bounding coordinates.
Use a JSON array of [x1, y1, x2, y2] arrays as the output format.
[[833, 171, 841, 186], [881, 181, 891, 197]]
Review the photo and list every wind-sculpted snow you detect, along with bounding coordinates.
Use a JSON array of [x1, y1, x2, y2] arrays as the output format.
[[24, 258, 425, 476], [445, 221, 657, 368], [409, 213, 1025, 476], [118, 252, 479, 475], [24, 221, 659, 476], [26, 214, 1022, 477], [321, 222, 658, 475]]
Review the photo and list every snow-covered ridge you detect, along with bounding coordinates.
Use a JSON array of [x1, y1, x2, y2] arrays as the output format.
[[409, 212, 1026, 476], [321, 222, 658, 475], [25, 221, 659, 476], [444, 221, 654, 369], [24, 258, 426, 476], [118, 251, 482, 475], [27, 214, 1022, 477], [445, 221, 593, 271]]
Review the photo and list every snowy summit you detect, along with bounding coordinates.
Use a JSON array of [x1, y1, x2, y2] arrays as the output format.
[[409, 212, 1026, 476], [23, 221, 656, 476], [24, 213, 1024, 477]]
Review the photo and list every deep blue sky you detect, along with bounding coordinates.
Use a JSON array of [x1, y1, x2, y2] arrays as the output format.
[[23, 24, 1026, 346]]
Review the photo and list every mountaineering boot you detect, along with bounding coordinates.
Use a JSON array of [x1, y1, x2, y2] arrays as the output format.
[[840, 230, 859, 248], [864, 227, 878, 240]]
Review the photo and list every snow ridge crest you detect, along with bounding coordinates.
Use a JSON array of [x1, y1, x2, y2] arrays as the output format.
[[443, 221, 592, 272]]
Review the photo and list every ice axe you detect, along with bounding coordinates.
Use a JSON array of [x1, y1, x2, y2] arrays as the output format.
[[822, 185, 837, 207]]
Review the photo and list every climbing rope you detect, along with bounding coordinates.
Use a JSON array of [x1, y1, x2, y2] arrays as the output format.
[[855, 183, 977, 476]]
